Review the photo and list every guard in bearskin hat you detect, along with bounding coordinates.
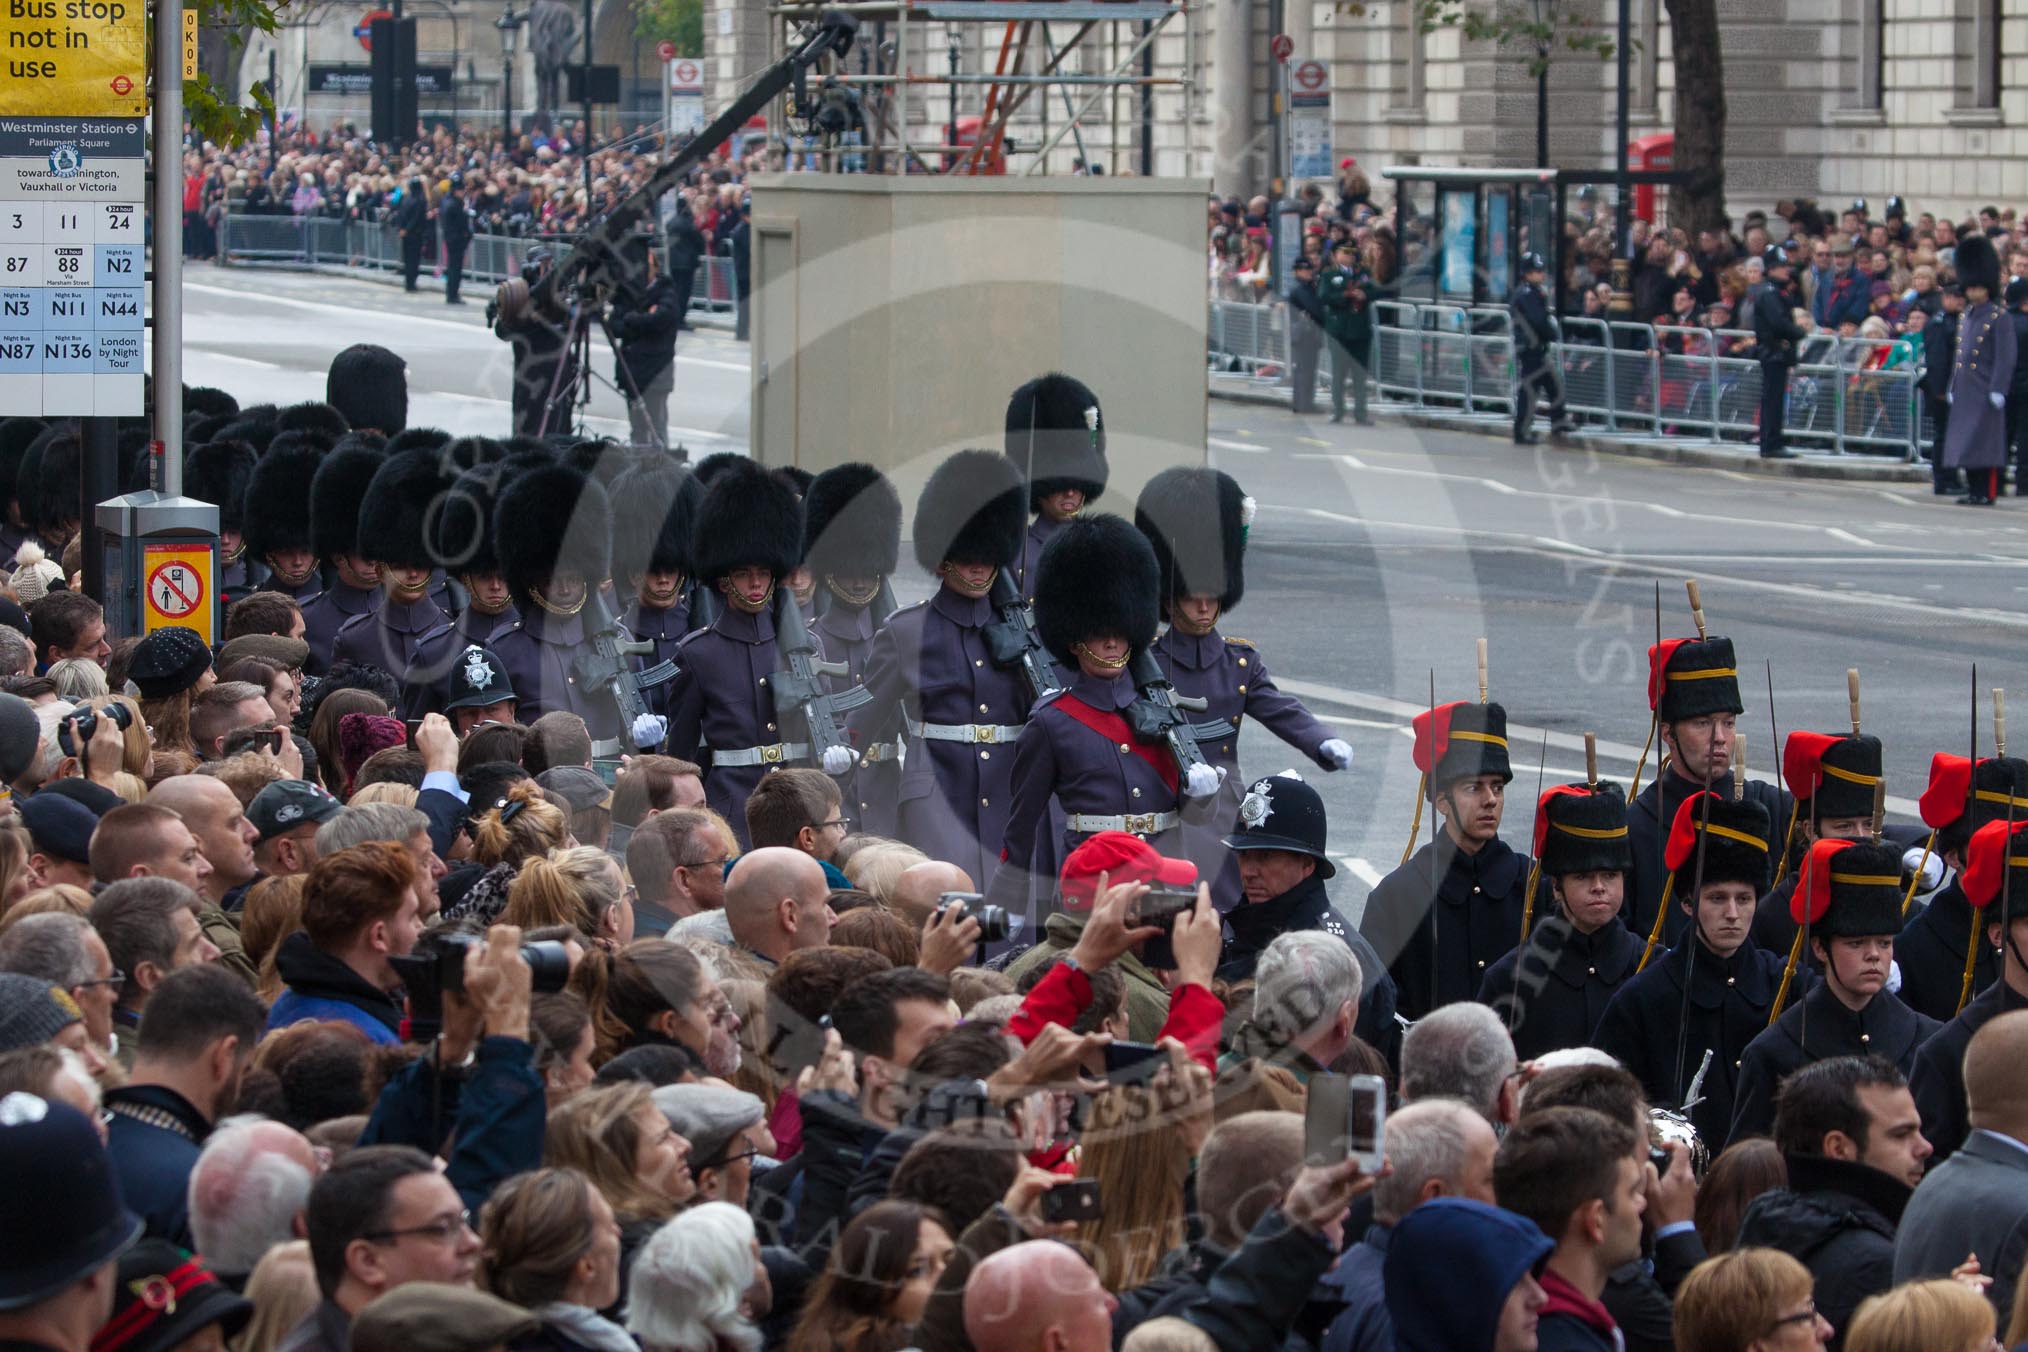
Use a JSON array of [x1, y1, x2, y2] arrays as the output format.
[[610, 454, 704, 705], [850, 450, 1035, 882], [330, 449, 457, 675], [1135, 466, 1349, 909], [1751, 729, 1886, 955], [327, 343, 408, 437], [245, 430, 349, 609], [0, 418, 48, 560], [491, 460, 624, 745], [1005, 373, 1107, 601], [1909, 816, 2028, 1161], [401, 457, 531, 719], [1361, 699, 1530, 1021], [1626, 633, 1792, 949], [1478, 777, 1643, 1061], [1596, 791, 1789, 1146], [1897, 751, 2027, 1020], [1730, 837, 1939, 1144], [443, 642, 519, 735], [18, 424, 82, 549], [988, 513, 1222, 927], [298, 440, 389, 675], [182, 440, 261, 608], [1942, 231, 2013, 505], [666, 461, 820, 845], [801, 463, 902, 833]]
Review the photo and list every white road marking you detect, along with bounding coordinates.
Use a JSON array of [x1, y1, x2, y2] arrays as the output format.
[[1341, 857, 1384, 887], [1209, 437, 1270, 453]]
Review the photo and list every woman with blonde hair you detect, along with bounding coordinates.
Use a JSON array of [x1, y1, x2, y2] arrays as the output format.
[[478, 1166, 632, 1351], [46, 658, 107, 702], [505, 846, 632, 948], [447, 780, 570, 925], [0, 884, 91, 929], [345, 780, 418, 808], [0, 824, 33, 918], [1674, 1248, 1832, 1352], [233, 1240, 318, 1352], [544, 1081, 696, 1313], [1845, 1278, 1993, 1352], [240, 874, 307, 1002], [1074, 1084, 1194, 1292], [843, 844, 926, 909]]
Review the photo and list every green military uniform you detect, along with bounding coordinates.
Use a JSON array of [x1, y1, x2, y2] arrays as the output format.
[[1317, 256, 1375, 423]]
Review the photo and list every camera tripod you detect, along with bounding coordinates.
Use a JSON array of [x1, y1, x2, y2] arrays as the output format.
[[536, 285, 664, 451]]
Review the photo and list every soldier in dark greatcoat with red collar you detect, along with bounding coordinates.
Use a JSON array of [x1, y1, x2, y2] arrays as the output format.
[[1896, 752, 2024, 1021]]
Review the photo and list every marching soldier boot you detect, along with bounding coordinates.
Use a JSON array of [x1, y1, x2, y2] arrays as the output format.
[[490, 461, 625, 748], [331, 449, 454, 676], [404, 460, 525, 720], [1510, 252, 1570, 444], [1478, 779, 1643, 1061], [442, 643, 519, 735], [1896, 753, 2022, 1021], [299, 440, 389, 675], [1627, 635, 1793, 949], [1318, 240, 1376, 425], [243, 432, 334, 607], [1594, 793, 1791, 1148], [666, 462, 830, 849], [1006, 373, 1109, 601], [182, 440, 263, 609], [989, 514, 1222, 935], [802, 463, 904, 836], [1943, 231, 2016, 505], [1135, 467, 1351, 909], [1729, 838, 1940, 1144], [1908, 816, 2028, 1161], [851, 451, 1036, 890], [609, 454, 705, 721], [1752, 729, 1886, 955], [1361, 700, 1530, 1021]]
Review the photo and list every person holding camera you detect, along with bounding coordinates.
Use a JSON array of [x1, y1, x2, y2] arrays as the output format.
[[493, 247, 580, 439], [609, 242, 681, 450]]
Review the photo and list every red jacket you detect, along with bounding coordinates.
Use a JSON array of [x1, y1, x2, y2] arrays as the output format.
[[1006, 961, 1223, 1072]]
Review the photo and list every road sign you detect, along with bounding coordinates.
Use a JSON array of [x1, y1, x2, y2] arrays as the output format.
[[355, 8, 390, 51], [1290, 59, 1328, 97], [0, 0, 146, 118], [656, 38, 676, 61], [1269, 33, 1293, 61], [669, 57, 702, 90], [1287, 55, 1332, 179], [142, 543, 212, 642]]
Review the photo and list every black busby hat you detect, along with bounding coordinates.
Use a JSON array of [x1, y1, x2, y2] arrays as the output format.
[[359, 448, 458, 570], [181, 440, 258, 535], [212, 407, 279, 454], [1411, 701, 1514, 800], [690, 461, 804, 585], [1006, 372, 1108, 509], [309, 443, 388, 561], [241, 437, 328, 559], [1647, 636, 1744, 723], [276, 402, 350, 441], [609, 456, 703, 582], [803, 463, 901, 580], [1791, 839, 1904, 939], [326, 344, 408, 435], [1665, 793, 1772, 896], [1223, 770, 1334, 878], [495, 461, 612, 605], [1781, 731, 1884, 824], [445, 643, 517, 712], [913, 449, 1028, 573], [1956, 231, 2001, 295], [386, 427, 453, 456], [1033, 512, 1160, 664], [0, 419, 46, 518], [691, 451, 747, 488], [22, 426, 81, 539], [1134, 466, 1250, 611], [1533, 782, 1632, 878]]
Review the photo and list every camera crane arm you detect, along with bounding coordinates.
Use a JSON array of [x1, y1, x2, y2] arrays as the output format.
[[525, 11, 860, 317]]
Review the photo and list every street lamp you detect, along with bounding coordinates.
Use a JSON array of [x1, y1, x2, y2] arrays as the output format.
[[495, 3, 525, 145]]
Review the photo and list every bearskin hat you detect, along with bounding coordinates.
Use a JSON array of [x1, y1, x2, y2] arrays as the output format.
[[1135, 467, 1250, 611], [20, 425, 81, 539], [495, 461, 612, 606], [213, 407, 280, 454], [691, 451, 748, 488], [1957, 231, 2002, 296], [802, 463, 901, 580], [1006, 372, 1108, 509], [310, 442, 389, 561], [242, 436, 329, 559], [181, 441, 259, 536], [359, 448, 459, 570], [690, 461, 804, 585], [429, 454, 545, 578], [0, 419, 47, 516], [277, 402, 352, 441], [1034, 513, 1160, 664], [386, 427, 453, 456], [442, 436, 509, 474], [183, 386, 239, 425], [610, 455, 703, 582], [774, 466, 814, 501], [325, 344, 407, 435], [913, 449, 1028, 574]]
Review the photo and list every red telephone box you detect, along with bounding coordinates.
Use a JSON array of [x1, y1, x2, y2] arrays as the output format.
[[1629, 133, 1673, 223]]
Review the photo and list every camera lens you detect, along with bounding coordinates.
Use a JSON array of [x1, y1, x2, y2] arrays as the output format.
[[522, 940, 572, 994], [973, 905, 1010, 944]]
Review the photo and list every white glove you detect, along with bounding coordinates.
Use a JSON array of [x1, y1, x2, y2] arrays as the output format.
[[821, 744, 857, 776], [1903, 844, 1945, 894], [1321, 738, 1354, 771], [1183, 762, 1225, 800], [1995, 391, 2009, 411], [631, 713, 668, 748]]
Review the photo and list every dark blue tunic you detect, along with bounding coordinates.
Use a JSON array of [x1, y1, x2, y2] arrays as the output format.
[[1361, 833, 1532, 1022], [666, 602, 805, 849], [1729, 981, 1937, 1144], [1897, 881, 2000, 1023], [490, 603, 622, 744], [301, 580, 382, 676], [1478, 912, 1643, 1062], [331, 593, 449, 680]]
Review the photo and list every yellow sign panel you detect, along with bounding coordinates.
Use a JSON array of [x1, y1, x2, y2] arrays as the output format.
[[0, 0, 148, 119], [181, 8, 194, 79], [141, 542, 215, 645]]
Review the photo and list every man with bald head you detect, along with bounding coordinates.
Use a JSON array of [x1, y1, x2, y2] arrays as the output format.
[[724, 845, 835, 966], [892, 860, 975, 930], [189, 1117, 323, 1287], [965, 1242, 1117, 1352], [1895, 1009, 2028, 1325], [145, 776, 261, 982]]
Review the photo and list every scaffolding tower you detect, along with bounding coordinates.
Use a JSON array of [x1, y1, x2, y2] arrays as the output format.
[[766, 0, 1196, 175]]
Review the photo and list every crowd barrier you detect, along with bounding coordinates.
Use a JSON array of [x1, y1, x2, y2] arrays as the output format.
[[216, 214, 739, 316], [1209, 296, 1928, 460]]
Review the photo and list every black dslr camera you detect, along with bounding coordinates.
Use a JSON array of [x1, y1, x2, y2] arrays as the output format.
[[57, 701, 133, 759], [390, 931, 573, 1042], [936, 891, 1010, 945]]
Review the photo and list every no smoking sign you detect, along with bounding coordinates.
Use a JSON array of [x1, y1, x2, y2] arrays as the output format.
[[142, 543, 215, 644]]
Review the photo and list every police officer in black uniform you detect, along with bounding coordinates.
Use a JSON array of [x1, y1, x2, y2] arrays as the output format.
[[1511, 251, 1572, 445], [443, 642, 520, 735], [396, 178, 432, 293], [1285, 255, 1328, 415], [1752, 245, 1807, 460], [441, 174, 473, 305]]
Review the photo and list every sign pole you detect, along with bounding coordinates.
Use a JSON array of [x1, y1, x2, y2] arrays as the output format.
[[153, 0, 184, 488]]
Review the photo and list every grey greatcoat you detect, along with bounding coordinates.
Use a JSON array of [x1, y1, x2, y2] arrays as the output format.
[[1944, 298, 2017, 470]]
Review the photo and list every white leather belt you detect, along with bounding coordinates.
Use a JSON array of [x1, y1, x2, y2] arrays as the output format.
[[1065, 811, 1181, 835], [907, 715, 1026, 745], [713, 742, 811, 767]]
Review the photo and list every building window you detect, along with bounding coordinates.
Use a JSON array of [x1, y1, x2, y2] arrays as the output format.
[[1389, 0, 1424, 112], [1956, 0, 2000, 108], [1634, 0, 1658, 116]]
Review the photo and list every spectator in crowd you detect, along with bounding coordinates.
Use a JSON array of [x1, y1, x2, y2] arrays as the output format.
[[0, 911, 118, 1063], [0, 970, 109, 1075], [18, 794, 99, 891], [786, 1199, 951, 1352], [188, 1117, 324, 1288], [249, 780, 343, 880], [191, 684, 278, 762], [474, 1166, 631, 1352], [1398, 1001, 1522, 1125], [1672, 1247, 1833, 1351], [626, 809, 735, 940], [86, 878, 222, 1066], [724, 848, 835, 967], [1845, 1278, 1996, 1352], [1383, 1197, 1553, 1352], [268, 843, 424, 1045], [544, 1081, 696, 1309], [651, 1083, 770, 1207], [149, 775, 262, 913], [596, 939, 741, 1075], [1696, 1138, 1789, 1255], [627, 1203, 768, 1352], [30, 593, 110, 669]]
